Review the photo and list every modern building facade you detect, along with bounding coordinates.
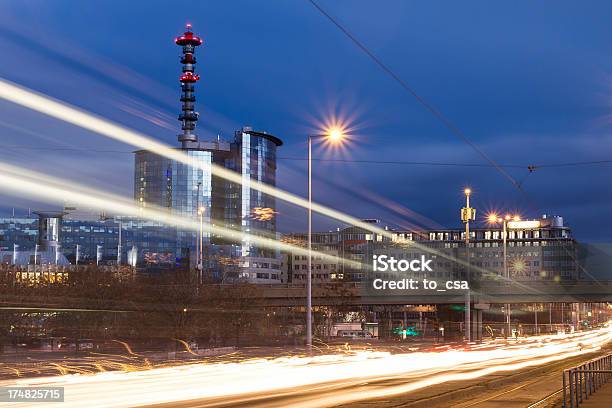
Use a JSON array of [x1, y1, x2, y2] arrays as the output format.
[[0, 25, 284, 283], [0, 210, 583, 288], [0, 212, 69, 266], [227, 128, 282, 281], [283, 215, 580, 283], [0, 214, 174, 267], [133, 128, 283, 282], [134, 142, 230, 263], [132, 25, 282, 282]]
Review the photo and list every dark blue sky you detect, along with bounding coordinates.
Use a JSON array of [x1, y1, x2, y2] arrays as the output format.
[[0, 1, 611, 241]]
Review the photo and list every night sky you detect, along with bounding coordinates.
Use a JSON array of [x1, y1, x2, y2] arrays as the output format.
[[0, 1, 610, 241]]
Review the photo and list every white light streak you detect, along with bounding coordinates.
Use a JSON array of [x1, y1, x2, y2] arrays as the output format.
[[0, 79, 513, 279], [1, 327, 609, 407], [0, 161, 357, 267]]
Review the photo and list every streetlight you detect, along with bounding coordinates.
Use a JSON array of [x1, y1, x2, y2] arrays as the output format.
[[197, 206, 205, 283], [487, 212, 520, 338], [96, 244, 103, 266], [13, 243, 18, 265], [461, 188, 475, 342], [34, 243, 39, 272], [195, 181, 203, 282], [307, 126, 346, 351], [116, 218, 122, 266]]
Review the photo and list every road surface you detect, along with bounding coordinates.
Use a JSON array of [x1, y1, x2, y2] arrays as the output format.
[[1, 327, 610, 407]]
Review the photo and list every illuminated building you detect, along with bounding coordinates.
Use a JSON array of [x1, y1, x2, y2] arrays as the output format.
[[0, 25, 283, 282], [284, 215, 580, 282], [132, 25, 282, 281], [226, 128, 282, 280], [0, 212, 69, 265]]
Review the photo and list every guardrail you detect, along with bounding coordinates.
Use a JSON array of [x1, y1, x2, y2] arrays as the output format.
[[563, 353, 612, 407]]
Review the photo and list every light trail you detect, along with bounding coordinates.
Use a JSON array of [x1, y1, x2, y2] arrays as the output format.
[[0, 161, 357, 267], [0, 78, 496, 279], [0, 78, 383, 232], [1, 327, 610, 407]]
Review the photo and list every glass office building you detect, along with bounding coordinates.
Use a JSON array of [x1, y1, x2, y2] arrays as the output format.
[[133, 129, 283, 282], [226, 128, 283, 281], [0, 216, 38, 251], [0, 215, 178, 267], [134, 142, 229, 267], [284, 215, 581, 283]]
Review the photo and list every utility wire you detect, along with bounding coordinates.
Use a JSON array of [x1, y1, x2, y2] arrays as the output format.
[[307, 0, 603, 285], [279, 157, 612, 169], [1, 144, 611, 169], [529, 160, 612, 169], [307, 0, 521, 189]]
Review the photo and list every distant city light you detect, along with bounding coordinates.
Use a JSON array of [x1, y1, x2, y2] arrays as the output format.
[[487, 213, 498, 224], [512, 258, 527, 273], [508, 220, 541, 230], [250, 207, 277, 221]]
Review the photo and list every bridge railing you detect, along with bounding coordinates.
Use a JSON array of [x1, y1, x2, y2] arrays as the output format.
[[563, 353, 612, 407]]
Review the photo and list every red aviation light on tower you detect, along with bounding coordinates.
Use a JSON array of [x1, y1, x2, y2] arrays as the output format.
[[175, 23, 203, 147], [175, 24, 203, 47], [179, 72, 200, 83]]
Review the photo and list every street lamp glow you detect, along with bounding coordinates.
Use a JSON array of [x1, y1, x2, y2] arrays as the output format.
[[513, 215, 521, 222], [326, 126, 345, 144], [197, 206, 205, 215], [464, 188, 471, 196]]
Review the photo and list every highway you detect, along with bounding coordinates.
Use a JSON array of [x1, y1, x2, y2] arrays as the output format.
[[1, 327, 611, 407]]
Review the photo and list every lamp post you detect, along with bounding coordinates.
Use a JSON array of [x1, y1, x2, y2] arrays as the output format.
[[34, 244, 39, 271], [96, 244, 103, 266], [197, 206, 205, 284], [461, 188, 475, 342], [13, 243, 18, 265], [487, 212, 520, 338], [116, 219, 122, 266], [307, 127, 345, 351], [195, 182, 202, 272]]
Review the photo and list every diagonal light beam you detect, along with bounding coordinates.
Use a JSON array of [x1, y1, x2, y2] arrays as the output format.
[[0, 79, 519, 283], [0, 161, 360, 268], [0, 79, 408, 240]]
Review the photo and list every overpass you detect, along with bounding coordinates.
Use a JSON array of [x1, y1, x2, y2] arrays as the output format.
[[0, 281, 610, 312], [253, 281, 612, 306]]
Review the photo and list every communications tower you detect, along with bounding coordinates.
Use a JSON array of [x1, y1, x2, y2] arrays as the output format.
[[175, 23, 203, 148]]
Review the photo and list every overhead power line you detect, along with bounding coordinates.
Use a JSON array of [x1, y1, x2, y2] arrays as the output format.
[[0, 144, 610, 169], [306, 0, 606, 285], [280, 157, 612, 169], [307, 0, 521, 188]]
